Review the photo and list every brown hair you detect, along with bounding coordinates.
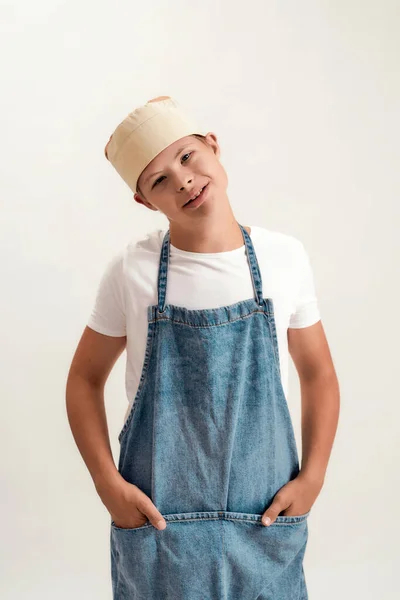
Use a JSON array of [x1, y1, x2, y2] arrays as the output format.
[[136, 134, 208, 197]]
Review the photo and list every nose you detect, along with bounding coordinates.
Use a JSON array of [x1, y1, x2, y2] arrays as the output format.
[[178, 178, 192, 191]]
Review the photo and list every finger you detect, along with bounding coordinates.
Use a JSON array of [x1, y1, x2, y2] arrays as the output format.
[[261, 496, 288, 526], [137, 496, 167, 530]]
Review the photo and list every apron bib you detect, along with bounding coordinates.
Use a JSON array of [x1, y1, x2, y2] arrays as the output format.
[[110, 224, 310, 600]]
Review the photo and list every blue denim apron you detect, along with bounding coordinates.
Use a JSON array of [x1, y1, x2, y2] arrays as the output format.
[[110, 223, 310, 599]]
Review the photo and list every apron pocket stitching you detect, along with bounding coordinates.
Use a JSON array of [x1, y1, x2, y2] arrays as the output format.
[[111, 510, 310, 531]]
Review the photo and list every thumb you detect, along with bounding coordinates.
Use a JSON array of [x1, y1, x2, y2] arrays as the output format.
[[261, 496, 287, 527], [137, 494, 167, 530]]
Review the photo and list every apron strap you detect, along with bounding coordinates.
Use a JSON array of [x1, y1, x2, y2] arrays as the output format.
[[239, 224, 264, 307]]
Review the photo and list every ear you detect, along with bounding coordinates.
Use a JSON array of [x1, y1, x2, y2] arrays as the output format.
[[133, 193, 158, 212], [204, 132, 220, 159]]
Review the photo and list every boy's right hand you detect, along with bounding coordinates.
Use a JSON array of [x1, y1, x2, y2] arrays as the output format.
[[96, 477, 167, 531]]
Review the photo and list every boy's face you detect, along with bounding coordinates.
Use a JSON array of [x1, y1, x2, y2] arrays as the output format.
[[134, 133, 228, 223]]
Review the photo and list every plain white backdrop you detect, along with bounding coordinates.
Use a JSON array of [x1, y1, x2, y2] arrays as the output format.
[[1, 1, 399, 598]]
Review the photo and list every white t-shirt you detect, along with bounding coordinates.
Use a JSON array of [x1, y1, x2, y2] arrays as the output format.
[[87, 225, 321, 427]]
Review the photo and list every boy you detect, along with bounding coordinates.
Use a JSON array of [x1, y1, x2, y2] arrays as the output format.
[[66, 96, 340, 599]]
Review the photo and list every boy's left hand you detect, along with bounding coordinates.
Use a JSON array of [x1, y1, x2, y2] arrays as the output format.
[[261, 472, 324, 526]]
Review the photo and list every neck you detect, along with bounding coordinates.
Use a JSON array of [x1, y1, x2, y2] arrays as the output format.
[[169, 218, 250, 253]]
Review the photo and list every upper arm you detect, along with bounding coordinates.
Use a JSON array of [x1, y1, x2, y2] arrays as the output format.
[[288, 239, 320, 330], [67, 326, 126, 388], [70, 249, 127, 386], [87, 251, 127, 338], [287, 320, 335, 382], [286, 236, 335, 380]]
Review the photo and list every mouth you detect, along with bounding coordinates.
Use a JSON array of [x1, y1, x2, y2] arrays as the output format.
[[183, 183, 209, 208]]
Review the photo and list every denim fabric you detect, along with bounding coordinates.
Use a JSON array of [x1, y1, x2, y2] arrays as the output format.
[[110, 224, 310, 599]]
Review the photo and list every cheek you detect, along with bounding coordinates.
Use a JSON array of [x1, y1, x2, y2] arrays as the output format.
[[207, 165, 225, 186], [217, 163, 228, 183], [152, 194, 181, 215]]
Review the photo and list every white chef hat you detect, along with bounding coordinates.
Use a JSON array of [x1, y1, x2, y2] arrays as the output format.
[[104, 96, 207, 194]]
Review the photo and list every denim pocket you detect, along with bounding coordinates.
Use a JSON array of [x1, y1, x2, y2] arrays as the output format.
[[223, 511, 309, 599], [111, 520, 152, 531], [111, 511, 225, 599], [110, 511, 310, 599], [272, 510, 310, 525]]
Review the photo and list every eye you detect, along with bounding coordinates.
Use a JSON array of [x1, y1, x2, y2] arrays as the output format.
[[152, 152, 193, 188], [152, 176, 164, 188]]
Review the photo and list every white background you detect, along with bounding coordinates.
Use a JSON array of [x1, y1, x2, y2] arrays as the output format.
[[1, 0, 399, 598]]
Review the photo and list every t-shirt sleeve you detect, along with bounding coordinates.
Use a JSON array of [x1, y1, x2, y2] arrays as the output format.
[[87, 251, 126, 337], [289, 240, 321, 329]]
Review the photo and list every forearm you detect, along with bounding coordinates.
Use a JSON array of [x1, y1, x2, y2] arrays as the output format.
[[66, 374, 125, 495], [298, 369, 340, 484]]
